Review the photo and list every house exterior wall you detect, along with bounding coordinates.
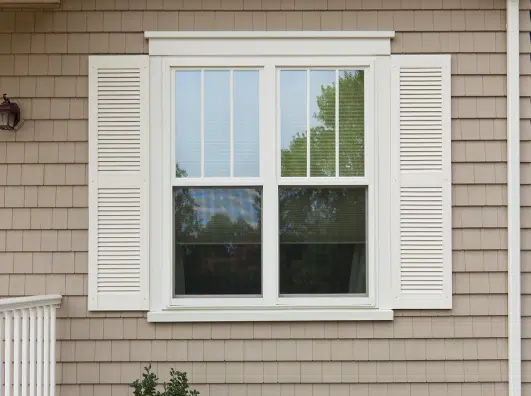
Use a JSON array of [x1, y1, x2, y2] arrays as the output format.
[[521, 0, 530, 393], [0, 0, 513, 395]]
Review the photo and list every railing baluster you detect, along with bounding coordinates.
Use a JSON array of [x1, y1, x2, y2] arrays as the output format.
[[5, 312, 12, 396], [36, 308, 42, 396], [29, 310, 35, 396], [13, 311, 20, 396], [42, 309, 48, 396], [0, 297, 61, 396], [1, 314, 4, 396], [48, 309, 55, 396], [22, 310, 28, 396]]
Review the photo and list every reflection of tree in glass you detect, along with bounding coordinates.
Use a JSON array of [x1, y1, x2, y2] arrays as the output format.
[[174, 187, 262, 295], [279, 187, 366, 294], [173, 72, 366, 294], [281, 71, 364, 177], [173, 165, 200, 250], [279, 71, 366, 294], [174, 187, 262, 244]]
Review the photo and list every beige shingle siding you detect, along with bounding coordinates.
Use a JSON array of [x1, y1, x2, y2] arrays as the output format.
[[0, 0, 510, 395], [521, 0, 531, 394]]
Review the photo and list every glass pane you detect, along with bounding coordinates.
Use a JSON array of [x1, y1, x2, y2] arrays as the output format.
[[204, 71, 231, 177], [280, 70, 307, 177], [174, 187, 262, 296], [234, 71, 260, 177], [309, 70, 336, 177], [175, 70, 201, 178], [279, 187, 366, 295], [339, 70, 364, 176]]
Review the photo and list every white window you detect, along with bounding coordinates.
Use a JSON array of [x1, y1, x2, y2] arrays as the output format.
[[88, 32, 452, 322]]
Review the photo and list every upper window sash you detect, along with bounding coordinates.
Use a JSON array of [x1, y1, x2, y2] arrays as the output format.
[[276, 62, 374, 185], [171, 68, 263, 181], [164, 56, 376, 188]]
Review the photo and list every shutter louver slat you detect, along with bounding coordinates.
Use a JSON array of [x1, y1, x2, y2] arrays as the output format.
[[391, 55, 452, 310], [88, 55, 149, 311]]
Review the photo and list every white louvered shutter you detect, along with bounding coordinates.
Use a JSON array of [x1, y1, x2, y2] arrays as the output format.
[[88, 56, 149, 311], [390, 55, 452, 309]]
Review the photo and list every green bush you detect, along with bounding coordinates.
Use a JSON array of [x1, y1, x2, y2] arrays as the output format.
[[131, 365, 199, 396]]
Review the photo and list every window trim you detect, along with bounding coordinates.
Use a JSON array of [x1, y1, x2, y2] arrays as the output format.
[[148, 34, 394, 322], [145, 31, 395, 57]]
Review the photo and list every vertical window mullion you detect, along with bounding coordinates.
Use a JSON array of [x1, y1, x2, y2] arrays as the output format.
[[200, 69, 205, 178], [261, 64, 279, 304], [335, 69, 339, 177], [306, 69, 310, 178], [230, 69, 234, 177]]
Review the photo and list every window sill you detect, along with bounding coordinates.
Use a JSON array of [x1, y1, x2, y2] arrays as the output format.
[[147, 307, 393, 322]]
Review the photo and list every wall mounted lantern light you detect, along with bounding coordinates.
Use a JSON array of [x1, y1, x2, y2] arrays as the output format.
[[0, 94, 22, 131]]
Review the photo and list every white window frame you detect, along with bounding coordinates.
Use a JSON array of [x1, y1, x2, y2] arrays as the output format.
[[147, 32, 394, 322]]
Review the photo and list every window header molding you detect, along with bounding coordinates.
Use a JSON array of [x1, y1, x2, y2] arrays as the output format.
[[144, 31, 395, 57], [144, 31, 396, 39]]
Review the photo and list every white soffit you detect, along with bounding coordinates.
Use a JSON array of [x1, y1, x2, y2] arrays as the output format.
[[144, 31, 395, 57]]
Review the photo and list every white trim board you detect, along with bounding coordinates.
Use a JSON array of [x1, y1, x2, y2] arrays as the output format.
[[148, 308, 394, 323], [507, 0, 522, 395], [144, 31, 396, 39], [145, 31, 395, 57], [151, 55, 387, 316]]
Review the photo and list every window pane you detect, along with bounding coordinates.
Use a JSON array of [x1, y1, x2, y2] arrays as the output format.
[[175, 70, 201, 178], [279, 187, 366, 295], [309, 70, 336, 177], [174, 187, 262, 296], [280, 70, 307, 177], [234, 71, 260, 177], [204, 71, 231, 177], [339, 70, 364, 176]]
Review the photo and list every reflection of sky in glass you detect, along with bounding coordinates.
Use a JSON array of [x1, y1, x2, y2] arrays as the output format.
[[234, 71, 260, 177], [309, 70, 335, 130], [175, 71, 201, 177], [204, 71, 230, 177], [187, 188, 260, 228], [280, 70, 337, 150], [175, 70, 260, 178], [280, 70, 306, 150]]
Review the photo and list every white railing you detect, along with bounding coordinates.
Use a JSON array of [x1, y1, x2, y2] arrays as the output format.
[[0, 296, 62, 396]]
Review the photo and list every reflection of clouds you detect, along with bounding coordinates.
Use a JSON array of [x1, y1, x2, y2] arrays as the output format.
[[191, 188, 261, 228]]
